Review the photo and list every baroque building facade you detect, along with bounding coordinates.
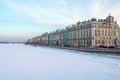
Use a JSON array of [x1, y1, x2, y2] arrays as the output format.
[[27, 14, 120, 48], [59, 29, 67, 47], [40, 32, 48, 45]]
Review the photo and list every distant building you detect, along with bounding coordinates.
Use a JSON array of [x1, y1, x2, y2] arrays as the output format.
[[48, 32, 55, 46], [59, 29, 67, 47], [27, 36, 40, 45], [41, 32, 48, 45], [66, 24, 77, 47]]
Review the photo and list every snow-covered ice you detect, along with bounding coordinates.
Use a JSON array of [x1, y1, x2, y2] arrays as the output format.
[[0, 44, 120, 80]]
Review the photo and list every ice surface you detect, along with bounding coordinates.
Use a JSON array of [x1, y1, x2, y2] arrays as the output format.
[[0, 44, 120, 80]]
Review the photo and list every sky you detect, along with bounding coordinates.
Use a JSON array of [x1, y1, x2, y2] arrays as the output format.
[[0, 0, 120, 42]]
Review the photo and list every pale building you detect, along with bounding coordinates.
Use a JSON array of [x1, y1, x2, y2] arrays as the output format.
[[66, 24, 76, 47], [27, 36, 40, 45], [41, 32, 48, 45], [52, 29, 60, 46]]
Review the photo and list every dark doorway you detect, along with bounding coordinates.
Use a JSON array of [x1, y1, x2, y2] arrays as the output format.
[[56, 41, 59, 46]]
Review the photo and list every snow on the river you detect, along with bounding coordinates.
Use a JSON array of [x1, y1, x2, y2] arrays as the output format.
[[0, 44, 120, 80]]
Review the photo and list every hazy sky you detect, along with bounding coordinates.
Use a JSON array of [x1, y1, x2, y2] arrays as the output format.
[[0, 0, 120, 42]]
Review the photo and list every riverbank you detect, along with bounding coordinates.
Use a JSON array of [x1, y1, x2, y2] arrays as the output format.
[[25, 43, 120, 55], [64, 47, 120, 55], [34, 45, 120, 55]]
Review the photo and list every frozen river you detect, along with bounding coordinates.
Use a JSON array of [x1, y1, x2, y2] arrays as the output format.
[[0, 44, 120, 80]]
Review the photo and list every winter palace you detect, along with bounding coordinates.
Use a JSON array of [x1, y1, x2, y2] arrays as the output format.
[[27, 14, 120, 48]]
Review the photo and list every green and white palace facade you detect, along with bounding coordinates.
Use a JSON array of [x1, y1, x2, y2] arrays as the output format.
[[27, 14, 120, 48]]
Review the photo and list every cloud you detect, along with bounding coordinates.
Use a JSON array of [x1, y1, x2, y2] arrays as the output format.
[[1, 0, 120, 42], [4, 0, 120, 25], [90, 0, 104, 18], [61, 0, 67, 6], [5, 0, 41, 18], [4, 0, 77, 25], [108, 3, 120, 24], [90, 0, 120, 25]]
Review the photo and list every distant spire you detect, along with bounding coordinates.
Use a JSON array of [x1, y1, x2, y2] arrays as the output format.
[[115, 20, 117, 24], [109, 13, 111, 17]]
